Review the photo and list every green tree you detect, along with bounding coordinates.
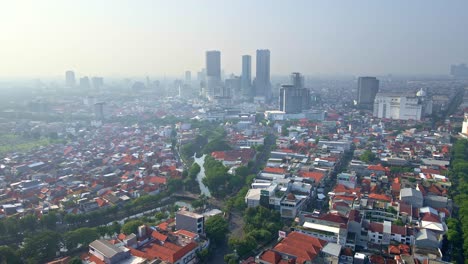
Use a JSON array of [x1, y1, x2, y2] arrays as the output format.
[[224, 253, 238, 264], [393, 219, 404, 226], [205, 215, 229, 243], [68, 256, 83, 264], [64, 227, 100, 249], [41, 212, 58, 230], [0, 246, 20, 264], [108, 221, 121, 236], [202, 138, 231, 154], [121, 220, 144, 235], [228, 235, 257, 257], [189, 163, 201, 179], [20, 214, 38, 233], [360, 150, 376, 163], [167, 178, 184, 193], [21, 231, 62, 263], [155, 211, 168, 221]]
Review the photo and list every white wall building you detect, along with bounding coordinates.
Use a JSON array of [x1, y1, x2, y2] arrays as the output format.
[[373, 93, 423, 120]]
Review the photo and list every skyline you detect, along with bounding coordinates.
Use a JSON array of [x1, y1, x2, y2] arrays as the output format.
[[1, 0, 468, 78]]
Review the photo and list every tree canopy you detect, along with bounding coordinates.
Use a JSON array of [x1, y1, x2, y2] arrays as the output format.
[[205, 215, 229, 243], [121, 220, 144, 235]]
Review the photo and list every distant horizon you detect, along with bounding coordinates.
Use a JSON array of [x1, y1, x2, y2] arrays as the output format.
[[1, 1, 468, 78], [0, 72, 456, 84]]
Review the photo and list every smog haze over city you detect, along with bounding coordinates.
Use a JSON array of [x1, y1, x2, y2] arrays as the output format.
[[1, 1, 468, 264], [1, 0, 468, 79]]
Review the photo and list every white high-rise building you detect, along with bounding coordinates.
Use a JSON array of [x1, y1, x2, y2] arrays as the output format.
[[373, 93, 423, 120]]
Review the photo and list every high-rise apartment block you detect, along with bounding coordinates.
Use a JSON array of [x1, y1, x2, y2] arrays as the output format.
[[65, 70, 76, 87], [279, 73, 310, 114], [205, 51, 221, 99], [254, 49, 271, 101], [241, 55, 252, 98], [357, 77, 379, 109], [80, 76, 91, 89]]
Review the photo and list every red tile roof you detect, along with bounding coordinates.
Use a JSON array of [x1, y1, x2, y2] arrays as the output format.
[[144, 241, 198, 263], [299, 171, 325, 183], [268, 232, 326, 264], [147, 176, 167, 185], [211, 149, 256, 164], [421, 213, 441, 223], [174, 229, 198, 239], [391, 225, 407, 236], [368, 164, 389, 172], [259, 250, 281, 264], [368, 193, 392, 202], [152, 231, 168, 242], [264, 167, 287, 174], [368, 222, 384, 233]]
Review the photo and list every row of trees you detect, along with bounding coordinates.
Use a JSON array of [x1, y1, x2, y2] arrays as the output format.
[[0, 189, 171, 249], [446, 139, 468, 263], [0, 221, 122, 264]]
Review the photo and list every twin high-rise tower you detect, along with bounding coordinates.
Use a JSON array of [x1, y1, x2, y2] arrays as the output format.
[[204, 49, 271, 102]]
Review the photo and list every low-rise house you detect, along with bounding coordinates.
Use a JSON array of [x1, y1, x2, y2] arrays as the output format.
[[257, 231, 327, 264], [366, 221, 414, 246], [296, 211, 349, 247], [400, 188, 423, 208], [89, 239, 130, 264]]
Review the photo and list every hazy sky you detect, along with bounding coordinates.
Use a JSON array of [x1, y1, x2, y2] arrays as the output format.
[[1, 0, 467, 78]]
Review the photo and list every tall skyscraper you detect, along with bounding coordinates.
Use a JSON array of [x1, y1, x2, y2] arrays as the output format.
[[185, 71, 191, 84], [80, 76, 91, 89], [91, 77, 104, 90], [206, 51, 221, 99], [254, 49, 271, 100], [65, 70, 76, 87], [225, 75, 241, 99], [451, 63, 468, 79], [291, 72, 304, 89], [94, 102, 106, 120], [357, 76, 379, 109], [279, 73, 310, 114], [241, 55, 252, 97]]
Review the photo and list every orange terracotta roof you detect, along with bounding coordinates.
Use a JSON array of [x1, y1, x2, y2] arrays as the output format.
[[147, 176, 167, 185], [368, 164, 389, 172], [272, 232, 326, 263], [264, 167, 286, 174], [421, 212, 441, 223], [259, 250, 281, 264], [300, 171, 325, 183], [174, 229, 198, 239], [151, 231, 168, 242], [368, 193, 392, 202], [145, 241, 197, 263]]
